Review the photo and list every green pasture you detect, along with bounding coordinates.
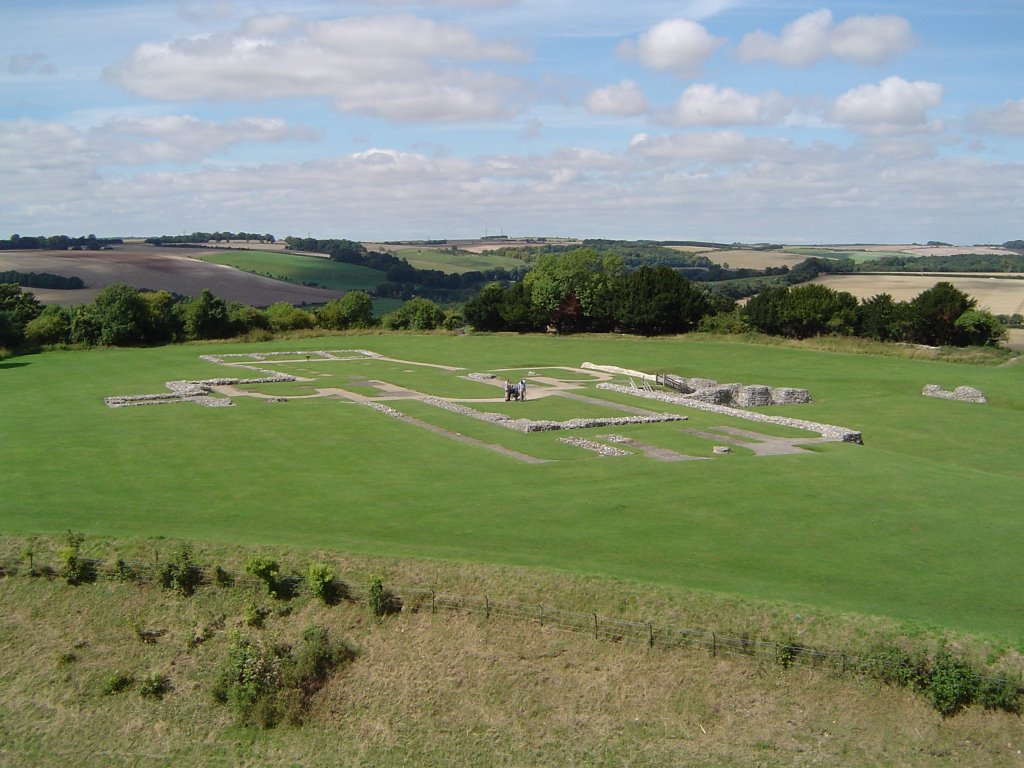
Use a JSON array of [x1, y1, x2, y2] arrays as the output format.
[[388, 246, 525, 274], [2, 334, 1023, 638], [194, 249, 383, 292]]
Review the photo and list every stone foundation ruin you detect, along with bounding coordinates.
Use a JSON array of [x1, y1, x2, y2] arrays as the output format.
[[922, 385, 987, 404]]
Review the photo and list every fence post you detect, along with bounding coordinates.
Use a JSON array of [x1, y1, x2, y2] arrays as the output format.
[[840, 653, 846, 675], [485, 595, 490, 620], [539, 605, 544, 625], [593, 613, 599, 640], [648, 624, 654, 648], [711, 632, 717, 657], [430, 590, 435, 615]]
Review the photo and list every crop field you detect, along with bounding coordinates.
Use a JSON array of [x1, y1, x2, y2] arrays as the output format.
[[2, 334, 1023, 638], [0, 246, 343, 307], [194, 249, 384, 292], [812, 273, 1024, 315]]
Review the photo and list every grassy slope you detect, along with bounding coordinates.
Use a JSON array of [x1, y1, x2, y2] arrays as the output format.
[[2, 335, 1022, 638], [194, 250, 383, 291], [5, 573, 1022, 768], [388, 246, 524, 274]]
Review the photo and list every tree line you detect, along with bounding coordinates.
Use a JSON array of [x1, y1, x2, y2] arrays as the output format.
[[461, 249, 1006, 347], [0, 282, 469, 353], [0, 234, 123, 251], [0, 271, 85, 290], [145, 232, 276, 245]]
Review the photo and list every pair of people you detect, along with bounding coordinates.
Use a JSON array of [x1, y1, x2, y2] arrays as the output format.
[[504, 379, 527, 401]]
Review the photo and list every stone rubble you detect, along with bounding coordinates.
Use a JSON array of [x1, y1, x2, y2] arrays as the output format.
[[596, 383, 862, 444], [922, 384, 987, 404], [557, 437, 632, 457], [105, 375, 296, 408]]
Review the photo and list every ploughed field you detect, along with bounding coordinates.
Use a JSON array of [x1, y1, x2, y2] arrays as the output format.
[[2, 333, 1022, 637], [0, 246, 344, 306]]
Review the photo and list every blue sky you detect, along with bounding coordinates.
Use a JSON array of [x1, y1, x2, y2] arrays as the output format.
[[2, 0, 1022, 243]]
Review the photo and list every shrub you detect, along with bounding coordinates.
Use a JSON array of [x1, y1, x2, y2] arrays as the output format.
[[20, 538, 36, 575], [101, 671, 135, 695], [138, 672, 170, 699], [245, 556, 288, 597], [775, 637, 804, 669], [926, 651, 978, 717], [59, 530, 94, 585], [864, 643, 933, 689], [368, 577, 388, 617], [57, 651, 77, 666], [213, 565, 234, 587], [112, 558, 138, 583], [212, 627, 356, 728], [244, 601, 270, 628], [158, 543, 202, 596], [304, 562, 336, 604], [977, 674, 1022, 715]]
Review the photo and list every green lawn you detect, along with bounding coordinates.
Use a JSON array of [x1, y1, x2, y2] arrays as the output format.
[[2, 334, 1022, 637], [194, 249, 384, 291]]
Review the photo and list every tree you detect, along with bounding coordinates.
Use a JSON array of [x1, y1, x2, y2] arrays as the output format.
[[315, 291, 375, 330], [523, 249, 622, 332], [463, 283, 507, 331], [382, 298, 445, 330], [856, 293, 897, 341], [908, 282, 976, 346], [24, 305, 72, 346], [614, 265, 711, 336], [0, 283, 43, 328], [91, 283, 150, 346], [179, 289, 232, 340], [140, 290, 181, 343], [953, 309, 1007, 347], [266, 302, 314, 331]]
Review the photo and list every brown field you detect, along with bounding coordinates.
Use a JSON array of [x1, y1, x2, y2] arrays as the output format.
[[824, 244, 1018, 258], [0, 246, 343, 307], [811, 274, 1024, 315], [688, 248, 812, 269]]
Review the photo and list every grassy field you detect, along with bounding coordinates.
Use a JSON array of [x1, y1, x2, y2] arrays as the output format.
[[6, 565, 1023, 767], [376, 245, 525, 274], [812, 274, 1024, 315], [194, 250, 383, 292], [2, 334, 1023, 641]]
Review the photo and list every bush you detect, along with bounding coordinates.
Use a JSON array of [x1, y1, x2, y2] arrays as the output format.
[[304, 562, 337, 604], [212, 627, 354, 728], [977, 674, 1022, 714], [158, 543, 202, 596], [245, 556, 288, 598], [244, 601, 270, 628], [776, 637, 804, 669], [926, 651, 978, 717], [213, 565, 234, 587], [138, 672, 170, 699], [864, 643, 932, 689], [59, 530, 94, 585], [101, 671, 135, 695]]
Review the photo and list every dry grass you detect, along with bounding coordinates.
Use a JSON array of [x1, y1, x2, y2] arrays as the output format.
[[811, 274, 1024, 316], [2, 570, 1022, 767]]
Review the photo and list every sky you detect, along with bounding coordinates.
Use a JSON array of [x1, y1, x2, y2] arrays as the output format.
[[2, 0, 1022, 244]]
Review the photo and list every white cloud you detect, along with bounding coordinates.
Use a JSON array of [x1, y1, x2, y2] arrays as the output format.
[[670, 84, 789, 127], [737, 9, 915, 67], [832, 76, 942, 134], [966, 99, 1024, 136], [105, 15, 530, 123], [585, 80, 648, 116], [617, 19, 724, 78]]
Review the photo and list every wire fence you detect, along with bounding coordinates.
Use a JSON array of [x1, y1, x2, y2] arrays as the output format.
[[2, 555, 1021, 691]]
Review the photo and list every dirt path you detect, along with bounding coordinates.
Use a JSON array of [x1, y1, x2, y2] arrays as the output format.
[[680, 426, 832, 456]]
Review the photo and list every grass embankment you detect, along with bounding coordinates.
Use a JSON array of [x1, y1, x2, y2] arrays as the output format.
[[1, 334, 1023, 640], [2, 542, 1023, 767]]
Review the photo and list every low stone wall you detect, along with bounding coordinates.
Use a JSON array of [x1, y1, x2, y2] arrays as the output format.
[[105, 375, 296, 408], [420, 397, 685, 433], [557, 436, 632, 456], [597, 383, 862, 444], [922, 384, 987, 404]]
